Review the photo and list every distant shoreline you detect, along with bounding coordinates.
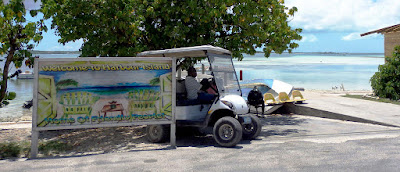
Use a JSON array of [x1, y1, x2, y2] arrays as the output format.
[[30, 50, 81, 54], [255, 51, 384, 56], [256, 51, 384, 56]]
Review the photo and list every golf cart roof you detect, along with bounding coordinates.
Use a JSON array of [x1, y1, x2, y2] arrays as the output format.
[[137, 45, 231, 58]]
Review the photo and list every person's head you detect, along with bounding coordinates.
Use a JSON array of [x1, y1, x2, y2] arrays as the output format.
[[188, 66, 197, 77]]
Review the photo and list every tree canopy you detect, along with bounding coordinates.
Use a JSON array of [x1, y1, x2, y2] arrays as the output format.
[[38, 0, 302, 59], [0, 0, 43, 105]]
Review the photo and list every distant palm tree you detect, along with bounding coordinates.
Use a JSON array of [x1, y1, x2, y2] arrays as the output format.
[[56, 79, 78, 90], [149, 77, 160, 86]]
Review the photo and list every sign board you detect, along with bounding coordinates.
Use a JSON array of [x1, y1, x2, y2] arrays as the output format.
[[31, 57, 176, 157]]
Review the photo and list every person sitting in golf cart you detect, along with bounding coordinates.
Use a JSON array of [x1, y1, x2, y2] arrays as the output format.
[[185, 66, 215, 104]]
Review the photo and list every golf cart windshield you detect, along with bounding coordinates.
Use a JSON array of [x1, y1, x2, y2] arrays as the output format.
[[208, 53, 242, 96]]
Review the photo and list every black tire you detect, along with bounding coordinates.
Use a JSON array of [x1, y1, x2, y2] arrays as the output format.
[[213, 117, 243, 147], [242, 114, 262, 140], [146, 125, 170, 143]]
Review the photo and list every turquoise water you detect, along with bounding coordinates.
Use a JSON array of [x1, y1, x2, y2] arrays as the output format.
[[234, 53, 384, 90], [0, 54, 80, 119], [0, 53, 384, 119]]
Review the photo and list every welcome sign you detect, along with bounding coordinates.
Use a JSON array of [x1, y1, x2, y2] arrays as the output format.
[[33, 57, 175, 130]]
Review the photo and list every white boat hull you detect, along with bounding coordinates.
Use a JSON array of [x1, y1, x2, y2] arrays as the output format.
[[241, 79, 294, 114], [17, 73, 34, 79]]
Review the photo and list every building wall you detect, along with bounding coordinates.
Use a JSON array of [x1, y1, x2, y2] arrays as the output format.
[[384, 32, 400, 57]]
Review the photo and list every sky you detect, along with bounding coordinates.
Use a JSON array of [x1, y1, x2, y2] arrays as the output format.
[[10, 0, 400, 53], [285, 0, 400, 53]]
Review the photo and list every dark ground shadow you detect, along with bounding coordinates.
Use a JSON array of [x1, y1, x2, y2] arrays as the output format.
[[257, 114, 309, 137], [37, 126, 155, 157], [33, 115, 309, 159], [260, 114, 307, 126], [32, 125, 242, 160], [174, 127, 243, 149], [173, 114, 310, 148]]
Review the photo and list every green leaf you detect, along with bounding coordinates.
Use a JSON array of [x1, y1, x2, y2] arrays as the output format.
[[30, 10, 38, 17], [5, 92, 16, 100], [40, 0, 302, 60], [0, 0, 42, 104]]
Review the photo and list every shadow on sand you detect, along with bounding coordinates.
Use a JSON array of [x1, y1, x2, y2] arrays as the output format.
[[32, 114, 308, 159]]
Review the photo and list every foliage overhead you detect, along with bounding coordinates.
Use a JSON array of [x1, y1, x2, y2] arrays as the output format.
[[0, 0, 44, 105], [38, 0, 302, 59], [370, 46, 400, 100]]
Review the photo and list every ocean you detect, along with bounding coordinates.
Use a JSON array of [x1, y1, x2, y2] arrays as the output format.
[[235, 53, 384, 90], [0, 53, 384, 119], [0, 53, 80, 120]]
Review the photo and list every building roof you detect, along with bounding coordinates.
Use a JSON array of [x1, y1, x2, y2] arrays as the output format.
[[361, 24, 400, 36]]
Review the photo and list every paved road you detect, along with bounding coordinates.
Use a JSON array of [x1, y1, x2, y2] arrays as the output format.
[[1, 115, 400, 171], [300, 91, 400, 127]]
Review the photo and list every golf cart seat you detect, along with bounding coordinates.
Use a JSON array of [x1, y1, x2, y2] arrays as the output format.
[[176, 78, 214, 106]]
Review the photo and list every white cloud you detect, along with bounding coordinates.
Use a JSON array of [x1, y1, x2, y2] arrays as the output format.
[[342, 33, 363, 41], [286, 0, 400, 32], [3, 0, 41, 10], [300, 34, 318, 42], [341, 32, 380, 41], [23, 0, 41, 10]]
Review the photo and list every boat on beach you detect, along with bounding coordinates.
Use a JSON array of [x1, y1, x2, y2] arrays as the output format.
[[17, 71, 34, 79], [241, 79, 294, 114]]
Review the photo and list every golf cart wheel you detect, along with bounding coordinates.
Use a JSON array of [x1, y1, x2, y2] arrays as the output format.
[[146, 125, 170, 143], [242, 114, 262, 140], [213, 117, 243, 147]]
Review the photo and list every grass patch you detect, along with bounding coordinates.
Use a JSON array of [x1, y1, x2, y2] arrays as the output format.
[[0, 142, 23, 159], [0, 140, 73, 159], [342, 94, 400, 105], [39, 140, 73, 156]]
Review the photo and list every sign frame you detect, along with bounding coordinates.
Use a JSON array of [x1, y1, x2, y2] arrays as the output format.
[[31, 57, 176, 158]]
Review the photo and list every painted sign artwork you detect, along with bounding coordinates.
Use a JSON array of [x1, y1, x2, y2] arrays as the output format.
[[36, 59, 172, 128]]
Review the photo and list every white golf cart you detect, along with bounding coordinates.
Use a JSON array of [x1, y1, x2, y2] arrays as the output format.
[[137, 45, 261, 147]]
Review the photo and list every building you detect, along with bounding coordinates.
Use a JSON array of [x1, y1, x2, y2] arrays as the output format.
[[361, 24, 400, 58]]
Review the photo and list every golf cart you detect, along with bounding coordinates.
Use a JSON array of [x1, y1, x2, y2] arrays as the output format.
[[137, 45, 261, 147]]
